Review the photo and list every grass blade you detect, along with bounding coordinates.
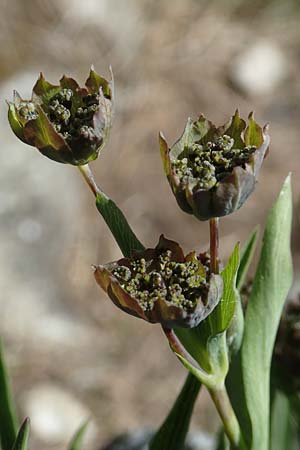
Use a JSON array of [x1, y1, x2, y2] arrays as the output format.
[[12, 419, 30, 450], [149, 373, 201, 450], [68, 421, 89, 450], [0, 339, 18, 450]]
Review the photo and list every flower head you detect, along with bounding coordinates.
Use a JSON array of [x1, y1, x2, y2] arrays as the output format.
[[160, 110, 269, 220], [8, 67, 113, 165], [94, 235, 223, 328]]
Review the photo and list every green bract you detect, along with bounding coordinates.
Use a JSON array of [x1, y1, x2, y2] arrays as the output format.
[[160, 110, 269, 221], [94, 235, 223, 328], [7, 67, 114, 165]]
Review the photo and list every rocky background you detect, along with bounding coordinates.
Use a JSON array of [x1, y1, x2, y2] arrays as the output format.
[[1, 1, 300, 449]]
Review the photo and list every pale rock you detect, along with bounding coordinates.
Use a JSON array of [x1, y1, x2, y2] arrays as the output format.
[[230, 41, 286, 95], [22, 383, 96, 445]]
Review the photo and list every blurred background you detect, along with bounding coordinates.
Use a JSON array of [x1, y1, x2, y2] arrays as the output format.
[[1, 0, 300, 449]]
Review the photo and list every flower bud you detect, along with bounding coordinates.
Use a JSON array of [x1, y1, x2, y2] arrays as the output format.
[[160, 110, 269, 221], [8, 67, 114, 165], [94, 235, 223, 328]]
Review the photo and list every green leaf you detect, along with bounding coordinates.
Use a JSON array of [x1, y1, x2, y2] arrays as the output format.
[[236, 227, 259, 292], [215, 429, 229, 450], [241, 174, 293, 450], [270, 391, 293, 450], [68, 421, 89, 450], [12, 419, 30, 450], [0, 339, 18, 450], [96, 191, 145, 258], [149, 374, 201, 450], [174, 245, 240, 388], [208, 243, 240, 334]]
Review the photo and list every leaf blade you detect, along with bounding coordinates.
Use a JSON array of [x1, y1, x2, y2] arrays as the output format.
[[237, 227, 259, 292], [68, 421, 89, 450], [0, 339, 18, 450], [149, 373, 201, 450], [241, 174, 293, 450], [12, 419, 30, 450], [208, 243, 240, 334], [96, 192, 145, 258]]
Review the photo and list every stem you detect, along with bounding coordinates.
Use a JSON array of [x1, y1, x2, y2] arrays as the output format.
[[78, 164, 101, 197], [209, 387, 241, 449], [162, 327, 199, 370], [210, 217, 220, 274]]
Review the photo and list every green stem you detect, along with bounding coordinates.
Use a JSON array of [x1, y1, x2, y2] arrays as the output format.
[[209, 387, 241, 449], [162, 327, 200, 370], [78, 164, 101, 197], [210, 217, 220, 274]]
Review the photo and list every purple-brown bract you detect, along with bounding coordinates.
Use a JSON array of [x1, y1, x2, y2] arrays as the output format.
[[7, 67, 113, 165], [94, 235, 223, 328], [160, 110, 269, 221]]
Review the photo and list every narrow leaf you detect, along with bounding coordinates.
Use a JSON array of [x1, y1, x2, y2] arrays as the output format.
[[12, 419, 30, 450], [270, 391, 292, 450], [241, 174, 293, 450], [237, 227, 259, 291], [215, 429, 229, 450], [208, 243, 240, 334], [149, 373, 201, 450], [96, 192, 145, 258], [68, 421, 89, 450], [0, 339, 18, 450]]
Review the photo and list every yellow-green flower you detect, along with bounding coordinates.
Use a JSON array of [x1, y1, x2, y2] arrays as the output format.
[[8, 67, 113, 165], [94, 235, 223, 328], [160, 110, 269, 221]]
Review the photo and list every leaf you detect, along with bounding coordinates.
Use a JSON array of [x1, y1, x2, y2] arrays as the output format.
[[174, 245, 240, 387], [149, 373, 201, 450], [12, 419, 30, 450], [270, 391, 293, 450], [96, 192, 145, 258], [241, 174, 293, 450], [215, 429, 229, 450], [236, 227, 259, 292], [68, 421, 89, 450], [0, 339, 18, 450], [208, 243, 240, 334]]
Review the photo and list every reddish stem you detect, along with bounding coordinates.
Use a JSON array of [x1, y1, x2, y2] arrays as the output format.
[[210, 217, 220, 274], [162, 327, 199, 369]]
